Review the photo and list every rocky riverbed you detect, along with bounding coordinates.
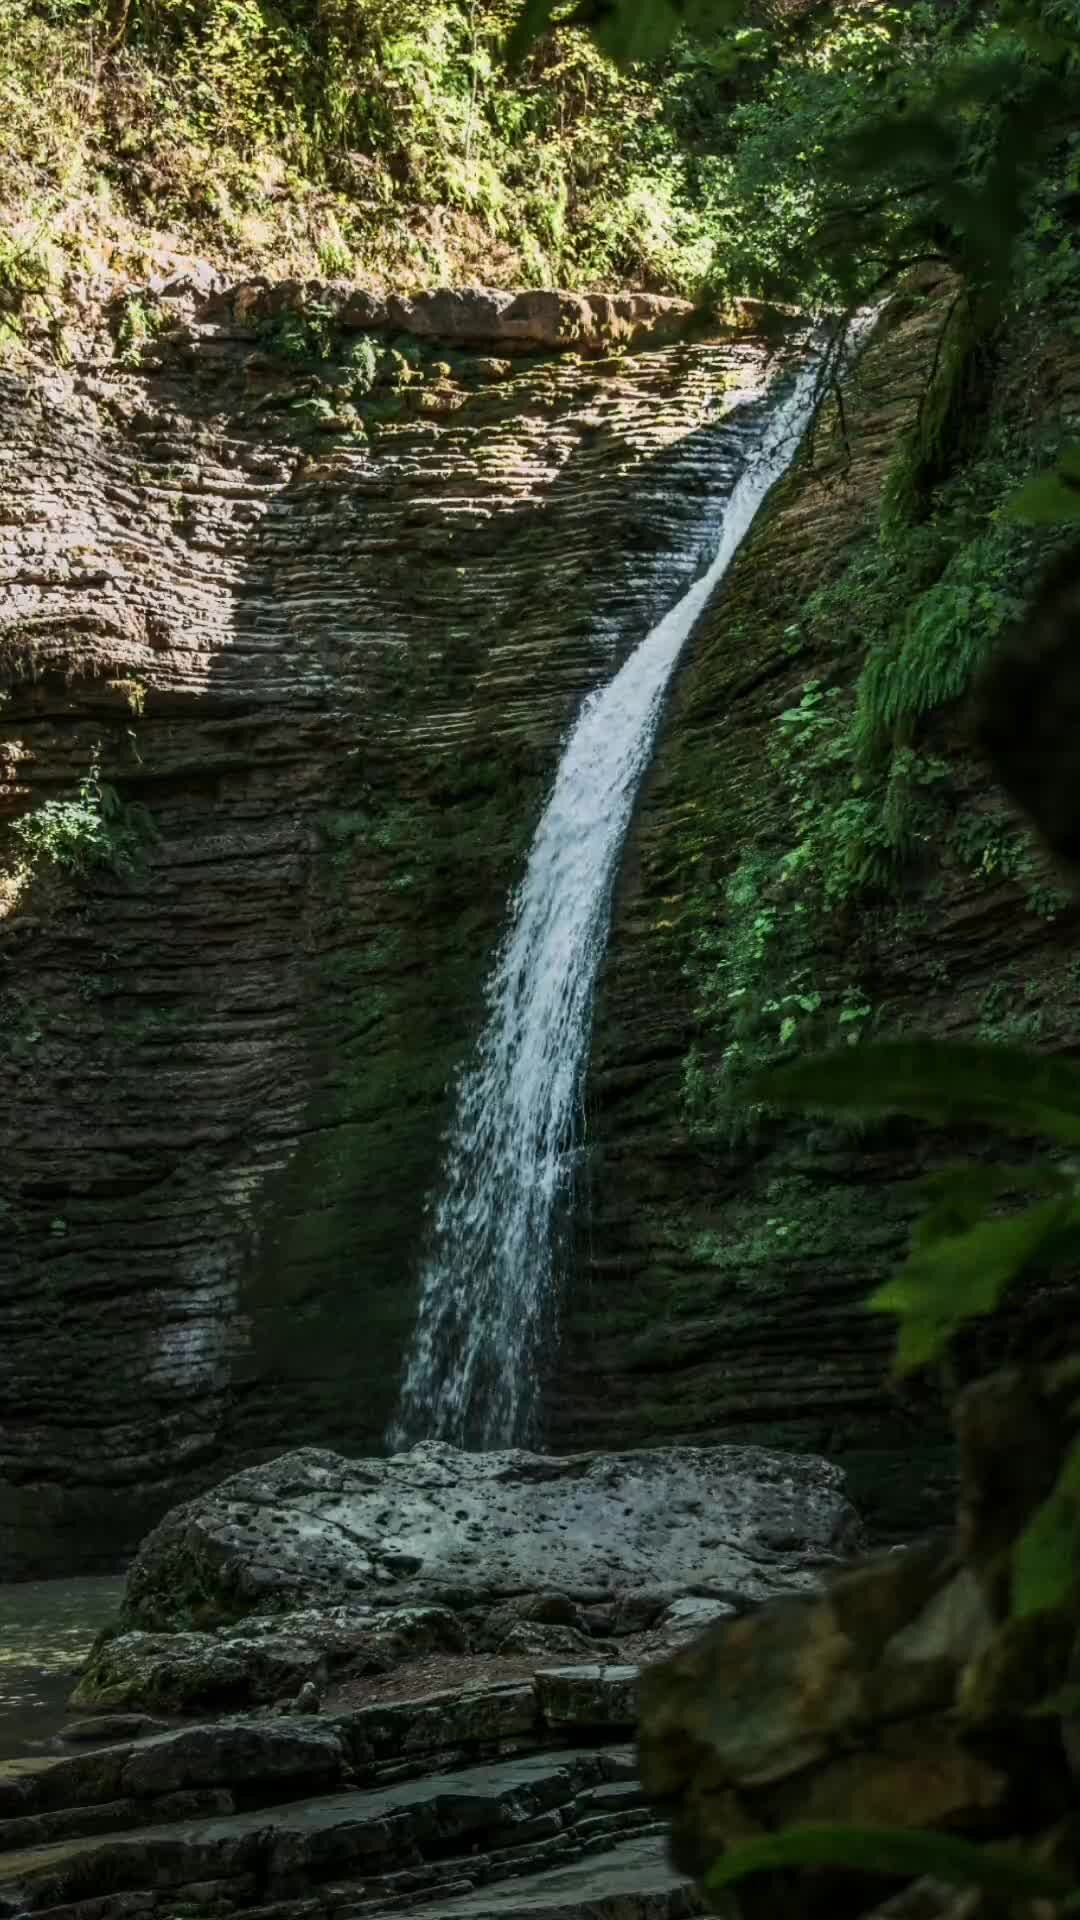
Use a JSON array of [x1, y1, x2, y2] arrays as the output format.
[[0, 1438, 857, 1919]]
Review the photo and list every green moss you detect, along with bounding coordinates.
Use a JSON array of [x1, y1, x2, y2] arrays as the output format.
[[881, 292, 995, 533], [122, 1540, 261, 1634]]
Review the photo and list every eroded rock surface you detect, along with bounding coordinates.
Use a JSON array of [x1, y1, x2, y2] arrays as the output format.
[[116, 1438, 859, 1628], [562, 274, 1080, 1537]]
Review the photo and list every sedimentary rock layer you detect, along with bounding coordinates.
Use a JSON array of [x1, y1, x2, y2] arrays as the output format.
[[0, 281, 773, 1576], [558, 280, 1080, 1534]]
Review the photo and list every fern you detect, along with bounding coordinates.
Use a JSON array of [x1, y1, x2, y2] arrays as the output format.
[[855, 528, 1029, 755]]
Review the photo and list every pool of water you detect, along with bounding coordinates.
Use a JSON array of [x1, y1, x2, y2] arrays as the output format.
[[0, 1576, 126, 1760]]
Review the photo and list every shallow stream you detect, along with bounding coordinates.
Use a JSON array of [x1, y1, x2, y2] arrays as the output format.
[[0, 1576, 124, 1759]]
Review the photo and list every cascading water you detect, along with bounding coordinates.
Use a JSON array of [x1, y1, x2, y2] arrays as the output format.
[[389, 348, 825, 1454]]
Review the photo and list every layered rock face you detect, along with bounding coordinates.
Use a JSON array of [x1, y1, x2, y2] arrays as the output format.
[[557, 283, 1080, 1535], [0, 280, 775, 1577]]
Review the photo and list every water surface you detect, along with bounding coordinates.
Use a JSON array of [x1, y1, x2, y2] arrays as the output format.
[[0, 1576, 125, 1759]]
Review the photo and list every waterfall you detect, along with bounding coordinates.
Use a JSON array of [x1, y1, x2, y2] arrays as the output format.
[[389, 350, 824, 1453]]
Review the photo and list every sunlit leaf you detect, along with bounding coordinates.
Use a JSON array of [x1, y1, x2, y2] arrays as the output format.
[[749, 1041, 1080, 1146], [705, 1823, 1074, 1903], [1013, 1439, 1080, 1619]]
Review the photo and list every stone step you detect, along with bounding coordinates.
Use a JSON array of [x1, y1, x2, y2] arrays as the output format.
[[0, 1673, 640, 1848], [0, 1747, 646, 1917], [352, 1833, 704, 1918]]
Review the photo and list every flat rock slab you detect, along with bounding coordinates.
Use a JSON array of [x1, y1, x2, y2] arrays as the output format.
[[362, 1834, 705, 1918], [0, 1748, 629, 1912], [122, 1439, 859, 1631], [0, 1684, 638, 1835]]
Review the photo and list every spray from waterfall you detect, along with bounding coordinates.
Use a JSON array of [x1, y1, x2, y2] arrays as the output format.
[[389, 349, 826, 1453]]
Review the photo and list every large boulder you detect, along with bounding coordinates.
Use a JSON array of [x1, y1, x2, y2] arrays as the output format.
[[120, 1441, 860, 1634]]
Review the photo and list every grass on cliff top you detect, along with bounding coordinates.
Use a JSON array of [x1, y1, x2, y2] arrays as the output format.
[[0, 0, 965, 350], [0, 0, 731, 319]]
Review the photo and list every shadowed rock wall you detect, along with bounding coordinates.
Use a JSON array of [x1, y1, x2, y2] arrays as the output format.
[[0, 281, 773, 1576], [558, 282, 1080, 1537]]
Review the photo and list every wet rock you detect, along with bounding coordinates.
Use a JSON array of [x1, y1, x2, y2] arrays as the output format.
[[488, 1621, 597, 1658], [350, 1678, 541, 1761], [118, 1720, 345, 1796], [639, 1540, 1000, 1849], [537, 1667, 639, 1732], [59, 1716, 169, 1746], [70, 1630, 327, 1714], [361, 1837, 705, 1917], [0, 1745, 656, 1915], [121, 1440, 859, 1637], [658, 1597, 739, 1638], [72, 1603, 466, 1713], [638, 1365, 1080, 1917]]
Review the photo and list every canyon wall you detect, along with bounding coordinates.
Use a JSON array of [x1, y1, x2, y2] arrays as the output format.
[[6, 268, 1076, 1579], [0, 280, 772, 1575], [560, 279, 1080, 1536]]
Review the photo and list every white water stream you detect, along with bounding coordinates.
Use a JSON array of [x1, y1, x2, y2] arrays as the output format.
[[389, 352, 824, 1452]]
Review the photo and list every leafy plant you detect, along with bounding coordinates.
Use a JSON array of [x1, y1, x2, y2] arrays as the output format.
[[1007, 442, 1080, 526], [116, 292, 163, 367], [13, 754, 158, 880], [744, 1035, 1080, 1883], [706, 1823, 1078, 1907]]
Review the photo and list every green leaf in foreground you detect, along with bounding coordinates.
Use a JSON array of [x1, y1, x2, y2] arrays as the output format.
[[705, 1824, 1074, 1904], [749, 1040, 1080, 1147], [1007, 444, 1080, 526], [1013, 1437, 1080, 1620], [868, 1182, 1075, 1374]]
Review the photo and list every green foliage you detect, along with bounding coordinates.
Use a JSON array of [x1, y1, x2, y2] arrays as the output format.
[[749, 1040, 1080, 1364], [116, 293, 164, 367], [705, 1823, 1076, 1905], [855, 526, 1030, 755], [1013, 1437, 1080, 1618], [871, 1168, 1075, 1374], [506, 0, 1080, 319], [258, 300, 340, 362], [770, 683, 952, 907], [737, 1021, 1080, 1903], [13, 754, 158, 880], [0, 0, 759, 296], [882, 296, 992, 532], [1008, 443, 1080, 525], [752, 1039, 1080, 1151]]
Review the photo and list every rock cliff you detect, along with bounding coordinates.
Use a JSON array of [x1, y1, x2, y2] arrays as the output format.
[[561, 276, 1080, 1535], [7, 264, 1073, 1580], [0, 278, 776, 1577]]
